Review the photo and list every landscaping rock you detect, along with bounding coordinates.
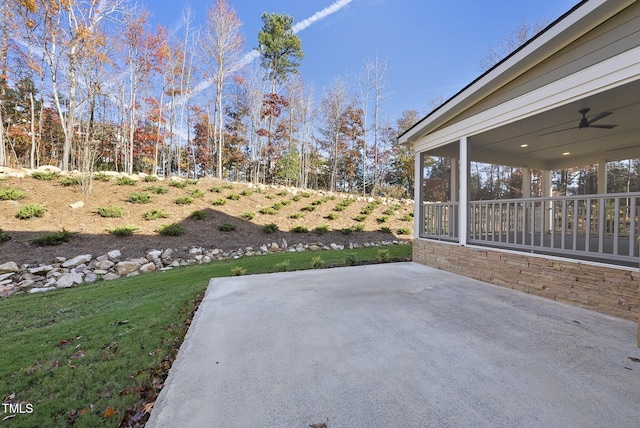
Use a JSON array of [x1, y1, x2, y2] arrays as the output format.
[[107, 250, 122, 260], [0, 262, 19, 273], [103, 273, 121, 281], [69, 201, 84, 209], [62, 254, 92, 268], [139, 262, 156, 273], [28, 287, 56, 294], [56, 272, 84, 288], [115, 261, 142, 276], [96, 260, 115, 270]]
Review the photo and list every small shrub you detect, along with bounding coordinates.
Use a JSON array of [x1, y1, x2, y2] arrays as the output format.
[[31, 171, 59, 180], [97, 205, 124, 218], [209, 186, 222, 193], [169, 180, 189, 189], [221, 184, 233, 189], [259, 207, 277, 215], [227, 193, 241, 200], [376, 216, 389, 223], [280, 199, 292, 206], [341, 227, 352, 235], [360, 207, 374, 215], [301, 205, 316, 212], [353, 215, 368, 222], [0, 229, 11, 243], [300, 191, 311, 198], [92, 172, 111, 181], [190, 210, 207, 220], [401, 214, 414, 222], [240, 189, 253, 196], [289, 213, 304, 219], [314, 225, 329, 235], [273, 260, 290, 272], [334, 199, 355, 211], [108, 225, 139, 237], [263, 223, 279, 234], [158, 223, 185, 236], [325, 213, 339, 220], [128, 192, 152, 204], [143, 208, 169, 220], [264, 194, 276, 200], [59, 176, 80, 186], [292, 195, 301, 202], [116, 176, 136, 186], [377, 248, 391, 262], [145, 185, 169, 194], [242, 211, 256, 220], [271, 202, 283, 211], [0, 187, 26, 201], [311, 199, 323, 206], [344, 253, 357, 266], [397, 228, 411, 235], [292, 225, 308, 233], [189, 189, 206, 199], [353, 223, 365, 232], [276, 190, 288, 196], [175, 196, 194, 205], [311, 256, 325, 269], [211, 198, 226, 206], [143, 175, 158, 182], [218, 223, 236, 232], [382, 208, 395, 216], [16, 204, 47, 219], [231, 266, 246, 276], [379, 226, 393, 234], [31, 229, 75, 246]]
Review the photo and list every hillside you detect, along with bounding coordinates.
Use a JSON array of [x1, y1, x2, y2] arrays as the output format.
[[0, 168, 414, 267]]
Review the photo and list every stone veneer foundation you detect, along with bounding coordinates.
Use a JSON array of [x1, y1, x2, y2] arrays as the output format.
[[413, 238, 639, 321]]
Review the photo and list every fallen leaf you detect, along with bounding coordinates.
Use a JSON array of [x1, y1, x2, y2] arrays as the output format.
[[143, 401, 155, 414], [102, 406, 118, 418], [71, 350, 85, 359], [628, 356, 640, 363], [78, 407, 90, 416], [58, 339, 73, 349], [4, 392, 16, 401]]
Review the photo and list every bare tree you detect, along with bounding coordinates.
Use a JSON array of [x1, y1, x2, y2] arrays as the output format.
[[479, 19, 550, 71], [318, 77, 347, 192], [201, 0, 244, 179]]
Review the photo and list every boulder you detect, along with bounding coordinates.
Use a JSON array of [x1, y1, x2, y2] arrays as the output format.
[[103, 273, 121, 281], [0, 262, 19, 273], [139, 262, 156, 273], [147, 250, 162, 261], [28, 265, 54, 275], [115, 261, 142, 276], [107, 250, 122, 260], [96, 260, 115, 270], [62, 254, 92, 268], [84, 273, 98, 283], [56, 272, 84, 288]]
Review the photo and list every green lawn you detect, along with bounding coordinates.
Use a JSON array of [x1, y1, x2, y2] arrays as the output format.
[[0, 244, 411, 427]]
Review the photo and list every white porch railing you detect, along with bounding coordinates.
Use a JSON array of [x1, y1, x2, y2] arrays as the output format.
[[421, 193, 640, 265]]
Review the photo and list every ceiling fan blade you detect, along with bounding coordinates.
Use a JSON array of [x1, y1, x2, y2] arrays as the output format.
[[538, 126, 576, 136], [587, 111, 612, 125], [589, 124, 617, 129]]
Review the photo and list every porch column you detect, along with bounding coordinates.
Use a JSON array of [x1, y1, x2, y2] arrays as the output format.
[[414, 151, 425, 238], [542, 170, 552, 232], [598, 160, 608, 194], [522, 168, 531, 198], [459, 137, 468, 245]]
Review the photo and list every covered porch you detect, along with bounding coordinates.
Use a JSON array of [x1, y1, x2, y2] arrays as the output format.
[[399, 0, 640, 338]]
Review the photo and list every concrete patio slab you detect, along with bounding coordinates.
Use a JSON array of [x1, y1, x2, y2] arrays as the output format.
[[148, 262, 640, 428]]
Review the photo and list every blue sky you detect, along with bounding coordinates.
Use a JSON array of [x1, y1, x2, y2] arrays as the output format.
[[145, 0, 578, 122]]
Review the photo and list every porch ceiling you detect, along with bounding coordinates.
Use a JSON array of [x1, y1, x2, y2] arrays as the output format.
[[467, 79, 640, 170]]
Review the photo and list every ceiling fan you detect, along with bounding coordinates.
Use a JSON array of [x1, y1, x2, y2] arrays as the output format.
[[539, 108, 617, 136]]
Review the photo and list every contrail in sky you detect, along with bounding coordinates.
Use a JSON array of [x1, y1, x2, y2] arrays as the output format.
[[190, 0, 354, 98]]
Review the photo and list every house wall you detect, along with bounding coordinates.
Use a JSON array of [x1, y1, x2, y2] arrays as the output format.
[[439, 1, 640, 129], [413, 238, 639, 321]]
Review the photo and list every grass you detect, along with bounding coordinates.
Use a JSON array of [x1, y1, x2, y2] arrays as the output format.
[[292, 225, 309, 233], [143, 175, 158, 182], [31, 171, 59, 180], [0, 187, 27, 200], [0, 245, 410, 426], [211, 198, 226, 206], [325, 213, 339, 220], [189, 189, 205, 199], [259, 207, 277, 215], [226, 193, 241, 200], [314, 225, 329, 235], [143, 208, 169, 220], [92, 172, 111, 181], [241, 211, 255, 220], [58, 176, 81, 186], [168, 180, 189, 189], [16, 204, 47, 219], [97, 205, 124, 218], [31, 229, 76, 246], [240, 189, 253, 196], [397, 227, 412, 235], [107, 225, 139, 237], [289, 213, 304, 219]]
